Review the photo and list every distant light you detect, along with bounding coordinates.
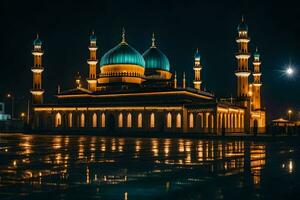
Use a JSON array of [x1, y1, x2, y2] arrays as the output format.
[[286, 67, 294, 76]]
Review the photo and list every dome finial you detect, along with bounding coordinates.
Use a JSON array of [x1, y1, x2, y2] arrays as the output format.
[[121, 27, 126, 43], [241, 15, 244, 22], [36, 33, 39, 39], [151, 32, 156, 48], [256, 46, 258, 52]]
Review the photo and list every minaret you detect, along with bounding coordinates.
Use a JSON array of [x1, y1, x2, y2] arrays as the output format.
[[87, 31, 98, 92], [252, 47, 262, 110], [183, 72, 186, 89], [30, 34, 44, 104], [235, 16, 251, 99], [193, 48, 202, 90], [174, 71, 177, 89]]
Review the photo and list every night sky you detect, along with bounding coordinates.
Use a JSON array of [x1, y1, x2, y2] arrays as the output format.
[[1, 0, 299, 122]]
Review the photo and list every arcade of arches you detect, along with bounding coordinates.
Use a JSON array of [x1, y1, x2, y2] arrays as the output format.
[[37, 106, 245, 134]]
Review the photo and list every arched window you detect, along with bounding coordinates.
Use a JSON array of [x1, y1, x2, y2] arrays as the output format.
[[138, 113, 143, 128], [55, 113, 62, 128], [127, 113, 132, 128], [189, 113, 194, 128], [176, 113, 182, 128], [118, 113, 123, 128], [80, 113, 85, 128], [101, 113, 106, 128], [150, 113, 155, 128], [241, 114, 244, 128], [167, 112, 172, 128], [198, 113, 204, 128], [92, 113, 97, 128], [68, 113, 72, 128]]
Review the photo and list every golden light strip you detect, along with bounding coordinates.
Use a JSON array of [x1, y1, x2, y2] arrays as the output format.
[[217, 107, 244, 113], [57, 91, 213, 100], [34, 106, 183, 112]]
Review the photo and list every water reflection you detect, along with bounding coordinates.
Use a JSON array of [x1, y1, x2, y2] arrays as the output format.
[[0, 134, 298, 200]]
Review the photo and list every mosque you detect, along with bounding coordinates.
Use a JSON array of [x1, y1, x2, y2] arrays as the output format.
[[30, 18, 266, 134]]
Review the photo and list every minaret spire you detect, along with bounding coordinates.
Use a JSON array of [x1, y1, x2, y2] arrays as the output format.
[[87, 30, 98, 92], [151, 32, 156, 48], [30, 34, 44, 104], [121, 27, 126, 44], [183, 72, 186, 89], [174, 71, 177, 89], [193, 48, 202, 91]]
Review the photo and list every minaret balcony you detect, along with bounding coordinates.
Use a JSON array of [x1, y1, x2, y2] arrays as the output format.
[[87, 59, 98, 65], [32, 51, 44, 56], [193, 67, 202, 71], [31, 67, 44, 73], [30, 89, 44, 95], [235, 70, 251, 77], [253, 61, 261, 65], [193, 80, 202, 84], [87, 79, 97, 83], [88, 46, 98, 51], [236, 37, 250, 43], [235, 53, 251, 59], [252, 73, 262, 76]]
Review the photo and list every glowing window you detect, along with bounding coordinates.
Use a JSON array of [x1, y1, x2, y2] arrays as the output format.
[[80, 113, 85, 128], [176, 113, 182, 128], [101, 113, 105, 128], [92, 113, 97, 128], [68, 113, 72, 128], [189, 113, 194, 128], [118, 113, 123, 128], [127, 113, 132, 128], [138, 113, 142, 128], [150, 113, 155, 128], [167, 112, 172, 128]]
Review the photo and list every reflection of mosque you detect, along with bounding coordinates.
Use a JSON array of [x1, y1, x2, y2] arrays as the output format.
[[10, 136, 266, 188], [30, 18, 265, 134]]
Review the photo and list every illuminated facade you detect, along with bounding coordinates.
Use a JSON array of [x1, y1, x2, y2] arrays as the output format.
[[31, 20, 266, 134]]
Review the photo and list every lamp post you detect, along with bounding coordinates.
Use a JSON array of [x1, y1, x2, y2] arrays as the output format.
[[288, 109, 292, 121], [6, 93, 14, 119]]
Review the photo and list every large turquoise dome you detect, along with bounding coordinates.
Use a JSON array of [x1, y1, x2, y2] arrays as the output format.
[[100, 42, 145, 67], [143, 47, 170, 71]]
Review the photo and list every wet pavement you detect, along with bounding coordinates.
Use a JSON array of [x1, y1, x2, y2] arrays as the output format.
[[0, 133, 299, 200]]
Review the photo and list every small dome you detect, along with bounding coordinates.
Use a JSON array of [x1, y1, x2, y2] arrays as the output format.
[[100, 42, 145, 67], [237, 17, 248, 32], [33, 36, 42, 46], [238, 22, 248, 32], [254, 48, 260, 59], [90, 32, 97, 42], [143, 47, 170, 71]]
